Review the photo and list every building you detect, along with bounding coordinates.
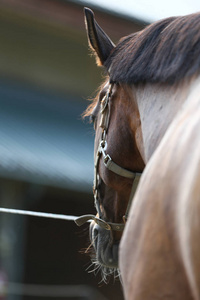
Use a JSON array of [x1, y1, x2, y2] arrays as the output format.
[[0, 1, 146, 299]]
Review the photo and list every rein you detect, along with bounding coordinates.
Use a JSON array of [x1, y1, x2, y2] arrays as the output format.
[[75, 83, 142, 231]]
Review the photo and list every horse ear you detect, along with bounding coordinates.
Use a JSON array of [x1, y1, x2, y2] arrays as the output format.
[[84, 7, 115, 66]]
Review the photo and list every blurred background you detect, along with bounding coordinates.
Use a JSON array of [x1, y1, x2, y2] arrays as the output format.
[[0, 0, 199, 299]]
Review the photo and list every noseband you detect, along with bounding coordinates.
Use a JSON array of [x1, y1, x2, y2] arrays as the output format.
[[75, 83, 142, 231]]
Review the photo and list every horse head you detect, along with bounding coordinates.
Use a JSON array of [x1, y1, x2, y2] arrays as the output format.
[[75, 8, 200, 298], [75, 8, 145, 280]]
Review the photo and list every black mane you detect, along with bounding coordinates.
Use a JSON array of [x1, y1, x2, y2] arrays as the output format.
[[105, 13, 200, 84]]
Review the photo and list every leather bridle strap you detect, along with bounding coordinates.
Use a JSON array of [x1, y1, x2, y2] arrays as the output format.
[[99, 140, 136, 179]]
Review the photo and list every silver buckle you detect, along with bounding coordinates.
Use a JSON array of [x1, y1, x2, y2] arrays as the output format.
[[103, 154, 112, 167], [100, 140, 107, 156]]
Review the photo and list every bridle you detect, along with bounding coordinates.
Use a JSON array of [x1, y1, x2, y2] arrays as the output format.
[[75, 83, 142, 231]]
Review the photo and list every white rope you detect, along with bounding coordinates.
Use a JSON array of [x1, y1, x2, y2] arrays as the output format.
[[0, 207, 81, 222]]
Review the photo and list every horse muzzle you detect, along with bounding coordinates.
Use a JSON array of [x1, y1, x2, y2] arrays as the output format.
[[90, 221, 119, 268]]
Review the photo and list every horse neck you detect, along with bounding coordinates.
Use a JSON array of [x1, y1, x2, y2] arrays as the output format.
[[134, 78, 197, 162]]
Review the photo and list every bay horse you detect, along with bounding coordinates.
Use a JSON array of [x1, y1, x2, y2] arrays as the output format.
[[75, 8, 200, 299]]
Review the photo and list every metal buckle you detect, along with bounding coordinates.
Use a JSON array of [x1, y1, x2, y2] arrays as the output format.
[[100, 140, 107, 155], [99, 141, 112, 167], [103, 154, 111, 167]]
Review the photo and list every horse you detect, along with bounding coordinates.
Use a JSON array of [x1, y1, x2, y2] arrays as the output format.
[[75, 8, 200, 298]]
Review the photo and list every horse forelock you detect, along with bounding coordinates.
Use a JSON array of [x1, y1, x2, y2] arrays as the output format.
[[105, 13, 200, 85]]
